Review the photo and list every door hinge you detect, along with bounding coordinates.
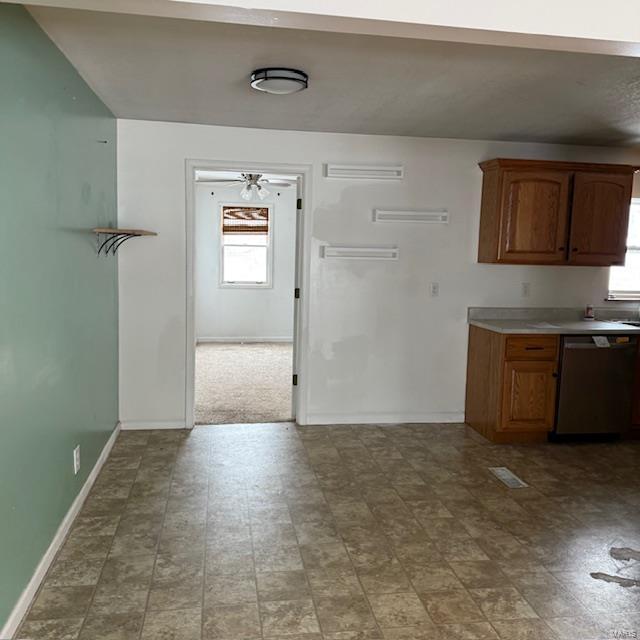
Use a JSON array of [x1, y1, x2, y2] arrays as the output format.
[[296, 198, 302, 210], [294, 287, 300, 299], [292, 374, 298, 386]]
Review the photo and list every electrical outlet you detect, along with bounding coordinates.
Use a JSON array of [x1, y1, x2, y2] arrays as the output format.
[[73, 445, 81, 475], [521, 282, 531, 298], [430, 282, 440, 297]]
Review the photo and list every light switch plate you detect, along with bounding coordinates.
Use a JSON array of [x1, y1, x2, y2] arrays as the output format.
[[73, 446, 81, 475]]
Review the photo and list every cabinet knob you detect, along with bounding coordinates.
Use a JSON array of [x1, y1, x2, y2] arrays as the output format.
[[552, 372, 558, 378], [571, 248, 579, 252], [558, 246, 565, 251]]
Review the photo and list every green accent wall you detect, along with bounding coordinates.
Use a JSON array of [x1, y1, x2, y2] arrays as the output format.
[[0, 4, 118, 629]]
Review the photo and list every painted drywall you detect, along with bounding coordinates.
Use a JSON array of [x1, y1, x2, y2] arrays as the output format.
[[24, 0, 640, 58], [26, 9, 640, 146], [0, 4, 117, 629], [117, 119, 640, 427], [195, 183, 296, 341]]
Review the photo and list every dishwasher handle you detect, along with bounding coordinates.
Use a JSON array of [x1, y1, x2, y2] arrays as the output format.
[[563, 338, 637, 350]]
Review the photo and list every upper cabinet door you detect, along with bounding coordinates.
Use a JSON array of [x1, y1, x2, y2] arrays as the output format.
[[569, 172, 633, 266], [498, 171, 570, 264]]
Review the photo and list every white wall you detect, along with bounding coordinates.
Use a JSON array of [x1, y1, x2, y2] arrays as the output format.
[[195, 183, 296, 341], [117, 119, 640, 427]]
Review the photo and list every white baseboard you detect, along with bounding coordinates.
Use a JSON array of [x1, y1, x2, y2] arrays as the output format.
[[120, 420, 186, 430], [1, 423, 121, 640], [305, 412, 465, 425], [196, 337, 293, 344]]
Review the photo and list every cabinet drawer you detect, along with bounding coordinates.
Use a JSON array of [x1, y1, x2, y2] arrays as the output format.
[[505, 336, 558, 361]]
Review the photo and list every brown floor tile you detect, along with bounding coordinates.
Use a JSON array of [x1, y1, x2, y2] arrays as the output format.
[[14, 425, 640, 639], [202, 602, 261, 639], [468, 587, 538, 621], [206, 548, 254, 575], [88, 589, 149, 616], [57, 533, 114, 560], [17, 617, 84, 640], [491, 619, 558, 640], [27, 586, 94, 621], [140, 607, 202, 640], [154, 552, 203, 583], [314, 594, 377, 633], [346, 542, 397, 568], [435, 622, 500, 639], [251, 522, 298, 547], [306, 569, 364, 597], [79, 497, 127, 517], [95, 554, 155, 596], [357, 560, 413, 594], [109, 532, 160, 557], [45, 556, 105, 587], [543, 616, 604, 640], [437, 540, 491, 563], [406, 563, 464, 592], [256, 570, 310, 601], [158, 530, 206, 557], [116, 512, 164, 536], [392, 541, 442, 566], [254, 544, 304, 572], [148, 579, 204, 611], [205, 574, 257, 605], [71, 515, 121, 537], [368, 592, 432, 627], [300, 542, 353, 571], [259, 598, 320, 636], [448, 561, 509, 589], [322, 632, 382, 640], [597, 612, 640, 639], [78, 611, 144, 640], [418, 589, 486, 625], [380, 626, 436, 640], [294, 520, 341, 544]]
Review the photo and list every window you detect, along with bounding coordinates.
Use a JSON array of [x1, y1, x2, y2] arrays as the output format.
[[220, 205, 272, 286], [609, 199, 640, 300]]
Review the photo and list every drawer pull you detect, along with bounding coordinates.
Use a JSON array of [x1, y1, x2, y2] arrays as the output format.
[[524, 346, 544, 350]]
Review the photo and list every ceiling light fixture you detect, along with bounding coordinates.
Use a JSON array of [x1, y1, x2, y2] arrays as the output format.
[[240, 182, 270, 202], [250, 68, 308, 95]]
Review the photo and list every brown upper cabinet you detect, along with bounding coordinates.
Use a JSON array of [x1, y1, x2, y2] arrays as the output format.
[[478, 159, 636, 266]]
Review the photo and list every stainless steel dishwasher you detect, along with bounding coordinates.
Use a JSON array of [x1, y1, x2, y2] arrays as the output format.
[[554, 335, 637, 436]]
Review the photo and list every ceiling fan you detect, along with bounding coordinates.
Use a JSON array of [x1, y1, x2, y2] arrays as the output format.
[[196, 173, 293, 201]]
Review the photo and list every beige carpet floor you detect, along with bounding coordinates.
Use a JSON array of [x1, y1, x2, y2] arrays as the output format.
[[195, 342, 293, 425]]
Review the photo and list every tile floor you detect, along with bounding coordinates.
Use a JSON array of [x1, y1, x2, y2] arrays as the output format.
[[16, 422, 640, 640]]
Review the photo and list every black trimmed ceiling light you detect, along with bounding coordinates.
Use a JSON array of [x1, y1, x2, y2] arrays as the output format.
[[250, 68, 308, 95]]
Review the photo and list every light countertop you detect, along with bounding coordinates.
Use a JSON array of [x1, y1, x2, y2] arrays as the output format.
[[469, 318, 640, 335]]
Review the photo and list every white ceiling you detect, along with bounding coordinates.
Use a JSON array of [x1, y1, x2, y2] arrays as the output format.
[[30, 6, 640, 146]]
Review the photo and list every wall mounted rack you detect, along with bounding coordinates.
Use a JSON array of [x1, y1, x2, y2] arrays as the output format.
[[93, 228, 157, 255], [324, 163, 404, 180], [322, 245, 399, 260], [373, 208, 449, 224]]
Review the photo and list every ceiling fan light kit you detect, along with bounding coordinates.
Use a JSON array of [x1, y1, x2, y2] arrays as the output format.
[[197, 173, 292, 202], [250, 68, 308, 95], [240, 183, 270, 201]]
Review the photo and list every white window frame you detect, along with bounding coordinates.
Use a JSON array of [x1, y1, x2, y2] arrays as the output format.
[[219, 202, 274, 289], [608, 198, 640, 301]]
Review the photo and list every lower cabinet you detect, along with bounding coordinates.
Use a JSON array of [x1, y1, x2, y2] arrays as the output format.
[[632, 341, 640, 437], [500, 360, 557, 432], [465, 326, 559, 443]]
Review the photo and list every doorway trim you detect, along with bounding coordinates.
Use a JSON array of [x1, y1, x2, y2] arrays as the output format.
[[184, 159, 312, 428]]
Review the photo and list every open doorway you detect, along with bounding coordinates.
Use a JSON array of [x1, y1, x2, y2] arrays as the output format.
[[191, 169, 300, 425]]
